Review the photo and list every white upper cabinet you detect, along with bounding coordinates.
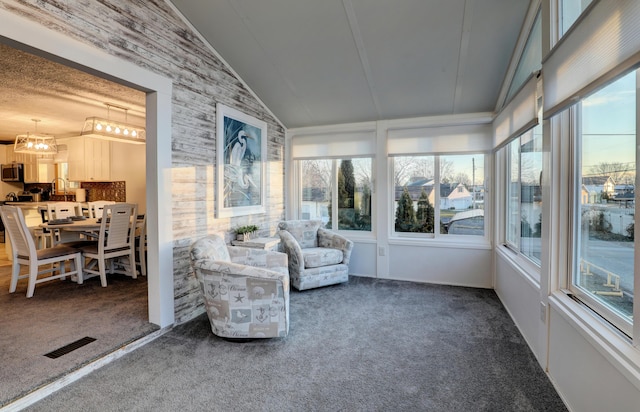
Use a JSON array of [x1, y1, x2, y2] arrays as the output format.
[[60, 137, 111, 181]]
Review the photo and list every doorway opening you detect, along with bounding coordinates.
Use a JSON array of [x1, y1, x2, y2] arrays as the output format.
[[0, 9, 174, 406]]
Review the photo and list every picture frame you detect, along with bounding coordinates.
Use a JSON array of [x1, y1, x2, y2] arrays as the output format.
[[216, 103, 267, 218]]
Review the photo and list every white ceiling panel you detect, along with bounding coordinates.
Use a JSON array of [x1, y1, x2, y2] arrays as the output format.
[[455, 0, 531, 113], [172, 0, 530, 128], [351, 0, 466, 119], [0, 1, 531, 141]]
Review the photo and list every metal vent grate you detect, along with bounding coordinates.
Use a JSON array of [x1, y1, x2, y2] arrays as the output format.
[[44, 337, 96, 359]]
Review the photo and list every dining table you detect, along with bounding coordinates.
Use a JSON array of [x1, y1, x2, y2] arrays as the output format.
[[40, 215, 145, 229], [40, 217, 103, 244], [40, 217, 102, 232], [39, 216, 145, 241]]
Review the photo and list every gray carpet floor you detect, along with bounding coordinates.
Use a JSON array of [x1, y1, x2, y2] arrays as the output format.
[[0, 265, 157, 407], [25, 276, 567, 411]]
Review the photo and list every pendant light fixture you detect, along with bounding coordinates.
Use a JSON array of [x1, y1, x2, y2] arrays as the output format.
[[81, 103, 146, 145], [14, 119, 58, 154]]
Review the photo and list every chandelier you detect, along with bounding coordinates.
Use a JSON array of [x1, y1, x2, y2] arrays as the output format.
[[14, 119, 58, 154], [81, 103, 146, 145]]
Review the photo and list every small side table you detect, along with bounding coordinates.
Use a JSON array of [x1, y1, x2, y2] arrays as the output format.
[[231, 237, 281, 251]]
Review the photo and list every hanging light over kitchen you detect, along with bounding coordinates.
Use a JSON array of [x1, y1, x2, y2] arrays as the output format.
[[14, 119, 58, 154], [81, 103, 146, 145]]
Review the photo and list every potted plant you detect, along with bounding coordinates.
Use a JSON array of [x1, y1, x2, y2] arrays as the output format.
[[234, 224, 259, 241]]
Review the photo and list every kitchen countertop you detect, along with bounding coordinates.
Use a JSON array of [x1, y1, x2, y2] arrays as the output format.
[[2, 201, 89, 209]]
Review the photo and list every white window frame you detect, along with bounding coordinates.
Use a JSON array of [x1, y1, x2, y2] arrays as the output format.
[[389, 151, 490, 245], [502, 127, 543, 270], [567, 71, 638, 339], [295, 156, 375, 236]]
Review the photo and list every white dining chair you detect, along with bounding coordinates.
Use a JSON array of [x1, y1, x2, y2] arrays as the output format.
[[87, 200, 116, 218], [0, 205, 84, 298], [33, 208, 54, 249], [135, 214, 147, 277], [46, 202, 87, 245], [47, 201, 82, 220], [79, 203, 138, 286]]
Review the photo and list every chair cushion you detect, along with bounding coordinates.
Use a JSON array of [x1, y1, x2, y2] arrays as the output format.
[[278, 220, 322, 248], [302, 247, 343, 268], [32, 245, 80, 260], [79, 243, 130, 255], [191, 234, 231, 262]]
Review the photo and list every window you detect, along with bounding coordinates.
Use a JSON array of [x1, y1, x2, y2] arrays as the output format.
[[300, 157, 372, 232], [505, 11, 542, 104], [392, 154, 485, 237], [561, 0, 594, 35], [572, 70, 636, 335], [504, 125, 543, 265]]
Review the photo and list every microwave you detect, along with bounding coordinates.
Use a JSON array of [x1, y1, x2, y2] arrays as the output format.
[[1, 163, 24, 182]]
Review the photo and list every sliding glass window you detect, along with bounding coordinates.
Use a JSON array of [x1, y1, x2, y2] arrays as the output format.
[[392, 154, 485, 237], [503, 125, 543, 266], [299, 157, 372, 232], [560, 0, 594, 35], [571, 70, 636, 335]]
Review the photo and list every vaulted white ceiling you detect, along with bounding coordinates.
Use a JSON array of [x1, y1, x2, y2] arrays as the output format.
[[170, 0, 530, 128], [0, 1, 530, 144]]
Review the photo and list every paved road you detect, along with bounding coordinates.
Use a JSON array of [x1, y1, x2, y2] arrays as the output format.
[[583, 239, 634, 294]]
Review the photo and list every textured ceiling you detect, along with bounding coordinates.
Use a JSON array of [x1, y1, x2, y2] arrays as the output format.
[[0, 43, 145, 144], [171, 0, 530, 128]]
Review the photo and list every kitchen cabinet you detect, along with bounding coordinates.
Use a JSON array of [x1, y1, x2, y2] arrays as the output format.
[[3, 146, 55, 183], [62, 137, 111, 181]]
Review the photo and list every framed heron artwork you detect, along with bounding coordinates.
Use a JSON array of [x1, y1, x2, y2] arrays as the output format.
[[216, 103, 267, 218]]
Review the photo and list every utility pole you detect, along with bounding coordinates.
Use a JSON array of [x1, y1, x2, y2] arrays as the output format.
[[472, 157, 476, 209]]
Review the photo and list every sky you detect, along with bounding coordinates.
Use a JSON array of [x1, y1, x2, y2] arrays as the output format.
[[581, 70, 636, 177]]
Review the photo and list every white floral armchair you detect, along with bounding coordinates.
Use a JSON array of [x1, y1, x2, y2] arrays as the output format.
[[277, 220, 354, 291], [190, 234, 289, 339]]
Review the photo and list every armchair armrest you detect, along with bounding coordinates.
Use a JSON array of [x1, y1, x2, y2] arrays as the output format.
[[278, 229, 305, 275], [317, 227, 354, 265], [227, 246, 288, 275]]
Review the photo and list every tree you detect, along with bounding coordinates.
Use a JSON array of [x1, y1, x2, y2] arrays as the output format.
[[302, 159, 332, 199], [303, 159, 332, 227], [588, 161, 633, 184], [393, 156, 435, 186], [454, 172, 471, 187], [358, 183, 372, 230], [439, 157, 455, 182], [533, 213, 542, 238], [395, 187, 416, 232], [338, 160, 355, 208], [415, 188, 434, 233], [337, 160, 357, 229]]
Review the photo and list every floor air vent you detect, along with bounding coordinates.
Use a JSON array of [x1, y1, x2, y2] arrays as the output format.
[[44, 337, 97, 359]]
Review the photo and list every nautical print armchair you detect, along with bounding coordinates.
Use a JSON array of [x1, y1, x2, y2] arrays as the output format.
[[190, 233, 289, 339], [277, 220, 353, 291]]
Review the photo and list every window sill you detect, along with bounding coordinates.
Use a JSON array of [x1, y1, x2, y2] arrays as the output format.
[[338, 231, 377, 243], [549, 291, 640, 391], [388, 235, 491, 250], [495, 244, 541, 288]]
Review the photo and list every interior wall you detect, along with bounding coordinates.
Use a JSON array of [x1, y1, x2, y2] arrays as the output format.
[[287, 113, 494, 288], [388, 244, 492, 288], [548, 301, 640, 411], [110, 142, 146, 213], [0, 1, 286, 324], [494, 251, 545, 365]]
